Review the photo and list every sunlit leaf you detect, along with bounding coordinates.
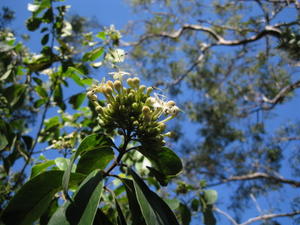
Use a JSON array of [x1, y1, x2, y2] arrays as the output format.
[[76, 147, 114, 175], [129, 169, 180, 225], [30, 160, 55, 178]]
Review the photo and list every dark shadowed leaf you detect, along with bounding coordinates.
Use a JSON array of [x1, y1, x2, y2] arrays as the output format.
[[76, 147, 114, 175], [202, 205, 216, 225], [138, 147, 182, 176], [69, 93, 86, 109], [41, 33, 49, 45], [2, 171, 84, 225], [49, 170, 104, 225], [93, 209, 114, 225], [121, 178, 146, 225], [115, 198, 127, 225], [129, 169, 180, 225], [178, 203, 191, 225]]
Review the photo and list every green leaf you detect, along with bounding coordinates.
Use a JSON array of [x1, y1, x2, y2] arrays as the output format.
[[62, 133, 113, 196], [178, 203, 191, 225], [202, 205, 216, 225], [203, 190, 218, 205], [76, 147, 114, 175], [115, 198, 127, 225], [138, 147, 182, 176], [2, 171, 84, 225], [35, 85, 48, 98], [26, 17, 42, 31], [96, 31, 106, 40], [41, 33, 49, 45], [54, 84, 66, 110], [83, 47, 104, 62], [44, 116, 60, 130], [129, 169, 180, 225], [48, 170, 104, 225], [164, 198, 180, 210], [55, 157, 71, 171], [122, 179, 146, 225], [4, 84, 27, 108], [0, 133, 8, 150], [69, 93, 86, 109], [30, 160, 55, 178], [93, 209, 114, 225], [40, 197, 58, 225]]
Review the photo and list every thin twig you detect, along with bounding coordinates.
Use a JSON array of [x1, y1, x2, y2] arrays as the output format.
[[240, 210, 300, 225], [207, 172, 300, 187]]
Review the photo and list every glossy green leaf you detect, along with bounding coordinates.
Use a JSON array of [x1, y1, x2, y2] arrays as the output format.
[[203, 190, 218, 205], [122, 179, 146, 225], [138, 147, 182, 176], [76, 147, 114, 175], [55, 157, 72, 171], [44, 116, 60, 130], [69, 93, 86, 109], [30, 160, 55, 178], [83, 47, 104, 62], [49, 170, 104, 225], [2, 171, 84, 225], [129, 169, 180, 225], [96, 31, 106, 40], [62, 133, 113, 196], [164, 198, 180, 210]]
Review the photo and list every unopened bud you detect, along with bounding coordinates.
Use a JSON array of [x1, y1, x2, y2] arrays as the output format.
[[142, 106, 151, 115], [132, 77, 140, 87], [104, 86, 113, 95], [132, 102, 139, 110], [146, 97, 155, 105], [96, 106, 103, 114], [139, 85, 146, 92], [166, 101, 176, 108], [127, 78, 134, 88], [170, 106, 180, 116], [113, 80, 122, 92], [106, 80, 114, 89], [146, 87, 153, 95], [157, 122, 166, 131]]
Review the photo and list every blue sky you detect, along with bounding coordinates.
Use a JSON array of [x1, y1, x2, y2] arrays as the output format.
[[1, 0, 300, 224]]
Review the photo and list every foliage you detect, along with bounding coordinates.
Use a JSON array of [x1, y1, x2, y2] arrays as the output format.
[[1, 0, 300, 225], [124, 0, 300, 224]]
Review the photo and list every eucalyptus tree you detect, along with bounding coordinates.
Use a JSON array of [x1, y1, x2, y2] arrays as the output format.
[[122, 0, 300, 224]]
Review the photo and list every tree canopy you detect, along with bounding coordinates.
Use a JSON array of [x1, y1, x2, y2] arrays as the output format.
[[0, 0, 300, 224]]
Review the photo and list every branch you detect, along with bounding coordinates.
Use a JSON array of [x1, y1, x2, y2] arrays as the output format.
[[261, 80, 300, 110], [214, 207, 239, 225], [240, 210, 300, 225], [208, 172, 300, 188], [122, 24, 282, 47], [276, 136, 300, 142]]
